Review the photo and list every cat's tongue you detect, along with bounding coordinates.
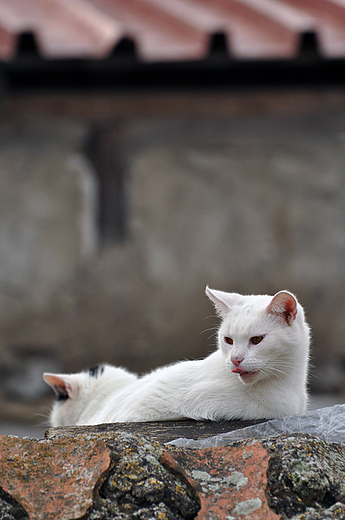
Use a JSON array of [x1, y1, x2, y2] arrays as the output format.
[[232, 367, 257, 380], [232, 367, 247, 374]]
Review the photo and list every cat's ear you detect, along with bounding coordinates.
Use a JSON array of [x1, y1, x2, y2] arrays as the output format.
[[206, 286, 242, 317], [266, 291, 298, 325], [43, 373, 78, 400]]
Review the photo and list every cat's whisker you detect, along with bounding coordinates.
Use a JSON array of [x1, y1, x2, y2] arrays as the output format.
[[32, 406, 53, 417], [267, 359, 305, 370], [201, 326, 219, 335], [201, 324, 219, 345], [266, 368, 292, 375], [266, 365, 295, 374], [260, 363, 294, 381], [33, 411, 50, 419], [265, 362, 308, 384], [31, 409, 55, 426], [259, 368, 276, 383], [308, 372, 321, 381], [201, 327, 219, 344], [265, 363, 290, 374], [261, 368, 286, 384]]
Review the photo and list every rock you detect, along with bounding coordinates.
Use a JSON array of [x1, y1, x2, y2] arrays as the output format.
[[0, 488, 28, 520], [0, 429, 200, 520], [264, 434, 345, 519], [0, 435, 110, 520], [45, 419, 267, 445], [161, 442, 278, 519], [1, 426, 345, 519], [53, 431, 200, 520]]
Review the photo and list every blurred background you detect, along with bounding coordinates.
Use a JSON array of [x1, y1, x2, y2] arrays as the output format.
[[0, 0, 345, 437]]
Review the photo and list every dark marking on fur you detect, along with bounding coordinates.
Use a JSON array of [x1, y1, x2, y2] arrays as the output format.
[[55, 385, 69, 402], [88, 364, 105, 378]]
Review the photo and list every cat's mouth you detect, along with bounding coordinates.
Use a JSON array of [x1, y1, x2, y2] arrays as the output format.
[[232, 367, 258, 380]]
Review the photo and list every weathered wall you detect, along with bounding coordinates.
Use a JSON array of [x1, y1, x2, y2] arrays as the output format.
[[1, 90, 345, 423]]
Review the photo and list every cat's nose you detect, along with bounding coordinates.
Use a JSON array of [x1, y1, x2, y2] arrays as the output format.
[[231, 355, 244, 367]]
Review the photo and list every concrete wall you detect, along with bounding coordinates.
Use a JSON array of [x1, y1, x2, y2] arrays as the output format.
[[1, 90, 345, 422]]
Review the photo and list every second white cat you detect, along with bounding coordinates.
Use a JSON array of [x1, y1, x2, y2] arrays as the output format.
[[44, 287, 310, 426]]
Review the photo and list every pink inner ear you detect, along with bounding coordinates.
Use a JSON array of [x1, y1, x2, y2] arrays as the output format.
[[43, 373, 67, 390], [43, 373, 76, 399], [267, 291, 297, 325]]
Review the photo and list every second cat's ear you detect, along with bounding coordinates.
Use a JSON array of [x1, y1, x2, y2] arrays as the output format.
[[266, 291, 298, 325], [43, 373, 78, 400], [206, 286, 242, 317]]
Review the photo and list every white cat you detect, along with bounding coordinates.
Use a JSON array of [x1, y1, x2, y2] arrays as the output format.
[[43, 364, 138, 427], [44, 287, 310, 426]]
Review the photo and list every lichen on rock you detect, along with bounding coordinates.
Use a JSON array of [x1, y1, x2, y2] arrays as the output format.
[[80, 432, 200, 520], [264, 433, 345, 519]]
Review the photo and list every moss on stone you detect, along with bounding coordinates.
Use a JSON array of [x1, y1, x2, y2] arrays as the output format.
[[264, 434, 345, 519], [81, 432, 200, 520]]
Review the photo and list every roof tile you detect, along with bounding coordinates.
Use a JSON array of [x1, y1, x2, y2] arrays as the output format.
[[0, 0, 343, 61]]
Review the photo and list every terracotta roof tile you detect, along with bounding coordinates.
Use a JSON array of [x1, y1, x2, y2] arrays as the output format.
[[0, 0, 344, 61]]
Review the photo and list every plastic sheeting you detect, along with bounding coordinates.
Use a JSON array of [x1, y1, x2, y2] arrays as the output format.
[[168, 404, 345, 448]]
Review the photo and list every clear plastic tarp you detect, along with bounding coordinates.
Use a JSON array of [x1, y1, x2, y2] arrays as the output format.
[[168, 404, 345, 448]]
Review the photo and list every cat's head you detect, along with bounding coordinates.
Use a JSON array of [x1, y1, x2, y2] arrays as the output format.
[[43, 364, 137, 426], [206, 287, 310, 386]]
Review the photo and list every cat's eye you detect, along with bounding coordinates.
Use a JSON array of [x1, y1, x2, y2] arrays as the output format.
[[224, 336, 233, 345], [250, 335, 264, 345]]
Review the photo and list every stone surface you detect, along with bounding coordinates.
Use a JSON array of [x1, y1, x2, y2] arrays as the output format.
[[161, 442, 278, 520], [264, 434, 345, 518], [45, 419, 267, 445], [1, 427, 345, 519], [0, 435, 110, 520], [50, 430, 200, 520]]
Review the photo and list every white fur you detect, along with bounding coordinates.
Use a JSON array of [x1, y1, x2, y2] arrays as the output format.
[[44, 364, 138, 426], [44, 288, 310, 426]]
